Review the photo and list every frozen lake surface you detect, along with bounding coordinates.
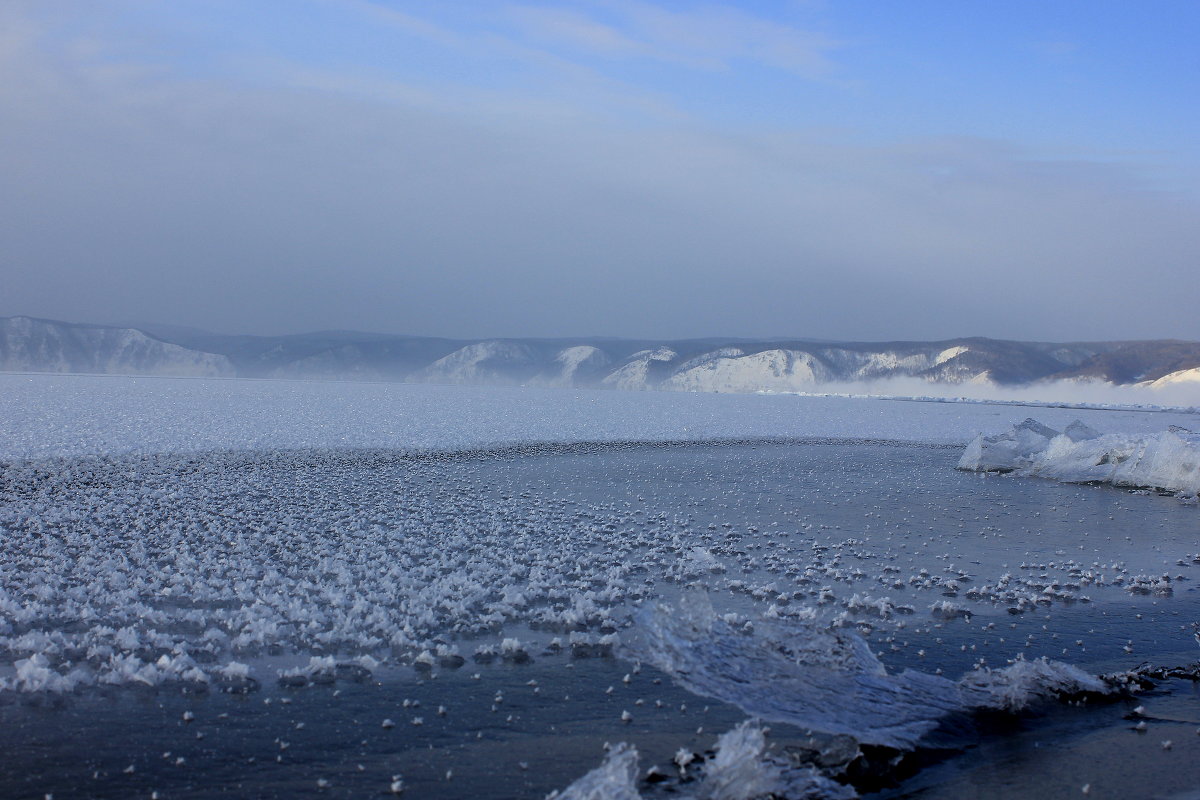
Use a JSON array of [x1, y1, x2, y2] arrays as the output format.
[[2, 373, 1197, 460], [1, 376, 1198, 798]]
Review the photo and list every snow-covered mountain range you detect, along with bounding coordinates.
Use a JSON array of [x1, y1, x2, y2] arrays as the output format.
[[3, 316, 1199, 393], [0, 316, 234, 378]]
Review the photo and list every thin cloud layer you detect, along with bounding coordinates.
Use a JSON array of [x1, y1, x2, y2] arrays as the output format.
[[508, 1, 842, 76], [0, 1, 1196, 341]]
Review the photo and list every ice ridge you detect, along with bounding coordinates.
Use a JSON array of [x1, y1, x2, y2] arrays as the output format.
[[958, 418, 1200, 496], [622, 595, 1116, 750]]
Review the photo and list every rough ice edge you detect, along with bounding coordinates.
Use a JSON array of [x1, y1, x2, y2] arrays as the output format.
[[549, 660, 1115, 798], [621, 595, 1118, 751], [958, 655, 1108, 712], [0, 652, 256, 693], [548, 721, 856, 800], [695, 720, 857, 800], [548, 742, 642, 800], [621, 594, 964, 749], [769, 390, 1200, 416], [957, 418, 1200, 496]]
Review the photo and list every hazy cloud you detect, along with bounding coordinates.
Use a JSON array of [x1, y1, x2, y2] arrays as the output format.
[[508, 1, 842, 76], [0, 2, 1196, 342]]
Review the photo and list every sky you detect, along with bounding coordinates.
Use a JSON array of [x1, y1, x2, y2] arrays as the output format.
[[1, 0, 1198, 342]]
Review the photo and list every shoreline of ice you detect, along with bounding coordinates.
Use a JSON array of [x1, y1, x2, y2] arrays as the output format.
[[769, 389, 1199, 416]]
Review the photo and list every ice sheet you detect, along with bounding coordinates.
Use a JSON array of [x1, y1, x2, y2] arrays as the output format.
[[1, 374, 1196, 460]]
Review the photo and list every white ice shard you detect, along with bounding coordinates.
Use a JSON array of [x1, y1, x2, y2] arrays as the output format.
[[549, 721, 856, 800], [696, 720, 856, 800], [956, 417, 1062, 472], [958, 418, 1200, 496], [547, 742, 641, 800]]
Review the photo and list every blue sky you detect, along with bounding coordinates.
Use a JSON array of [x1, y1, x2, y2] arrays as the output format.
[[2, 1, 1198, 340], [84, 1, 1199, 158]]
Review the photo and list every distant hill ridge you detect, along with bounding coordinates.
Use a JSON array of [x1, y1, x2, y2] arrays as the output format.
[[3, 315, 1199, 392]]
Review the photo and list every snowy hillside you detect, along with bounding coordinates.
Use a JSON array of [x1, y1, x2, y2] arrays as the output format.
[[661, 349, 830, 393], [3, 317, 1199, 398], [1146, 368, 1200, 389], [411, 341, 540, 385], [530, 345, 611, 387], [0, 317, 233, 377]]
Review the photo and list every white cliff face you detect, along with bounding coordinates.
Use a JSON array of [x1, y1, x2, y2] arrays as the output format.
[[672, 347, 744, 373], [530, 346, 611, 387], [935, 346, 970, 366], [923, 349, 986, 384], [820, 348, 931, 380], [602, 347, 677, 391], [410, 341, 537, 385], [661, 349, 831, 393], [816, 345, 973, 383], [1146, 368, 1200, 389], [966, 371, 994, 385], [0, 317, 233, 377]]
